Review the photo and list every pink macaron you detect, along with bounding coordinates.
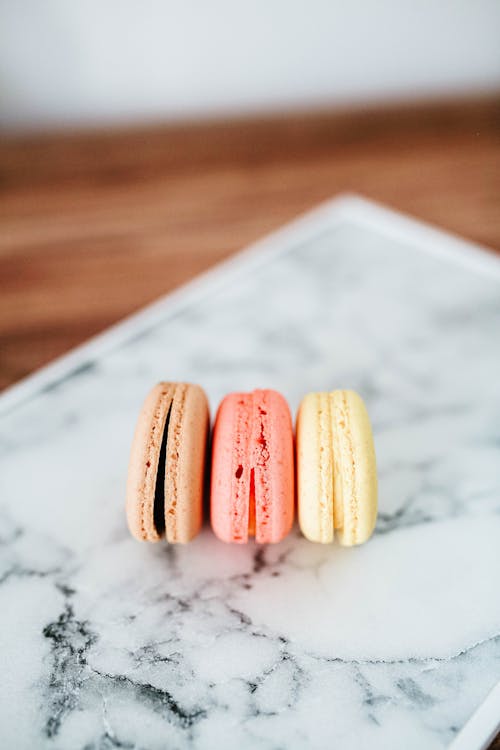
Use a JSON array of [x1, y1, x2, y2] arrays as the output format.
[[211, 389, 294, 544]]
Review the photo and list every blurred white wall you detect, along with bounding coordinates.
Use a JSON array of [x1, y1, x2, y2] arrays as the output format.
[[1, 0, 500, 131]]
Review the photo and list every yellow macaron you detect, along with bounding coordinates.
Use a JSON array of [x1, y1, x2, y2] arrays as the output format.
[[296, 390, 377, 545]]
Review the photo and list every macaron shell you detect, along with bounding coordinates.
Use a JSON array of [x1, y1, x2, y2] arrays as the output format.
[[165, 383, 209, 543], [254, 389, 294, 544], [331, 390, 377, 546], [126, 382, 175, 542], [296, 392, 334, 544], [211, 393, 253, 543]]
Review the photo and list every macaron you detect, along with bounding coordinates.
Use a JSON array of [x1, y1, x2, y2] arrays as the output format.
[[296, 390, 377, 545], [211, 389, 294, 544], [126, 382, 209, 544]]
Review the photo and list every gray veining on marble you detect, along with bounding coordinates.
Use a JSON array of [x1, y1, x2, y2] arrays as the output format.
[[1, 198, 499, 750]]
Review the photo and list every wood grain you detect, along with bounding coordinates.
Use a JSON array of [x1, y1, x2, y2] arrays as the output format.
[[1, 95, 499, 391]]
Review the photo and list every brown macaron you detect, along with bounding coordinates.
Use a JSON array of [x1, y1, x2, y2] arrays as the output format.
[[126, 382, 209, 543]]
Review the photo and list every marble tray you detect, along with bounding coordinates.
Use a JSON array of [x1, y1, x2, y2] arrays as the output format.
[[1, 196, 499, 750]]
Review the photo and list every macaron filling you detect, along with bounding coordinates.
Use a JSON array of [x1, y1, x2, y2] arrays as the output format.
[[152, 400, 172, 537], [248, 469, 256, 537]]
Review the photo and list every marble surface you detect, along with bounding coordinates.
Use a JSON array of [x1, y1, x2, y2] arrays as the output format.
[[1, 197, 499, 750]]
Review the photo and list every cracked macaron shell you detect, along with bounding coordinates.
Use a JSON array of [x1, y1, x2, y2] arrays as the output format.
[[211, 389, 294, 544], [296, 389, 377, 546], [126, 382, 209, 544]]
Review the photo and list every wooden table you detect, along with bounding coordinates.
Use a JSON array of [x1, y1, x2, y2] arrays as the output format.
[[1, 95, 499, 392]]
